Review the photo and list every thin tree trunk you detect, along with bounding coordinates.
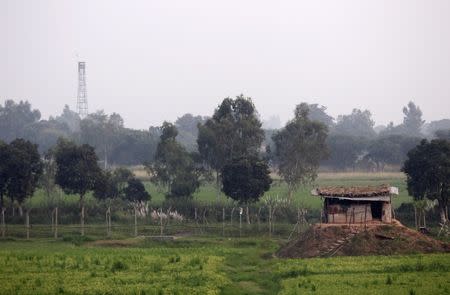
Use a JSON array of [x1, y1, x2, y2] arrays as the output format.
[[79, 194, 85, 236], [230, 207, 235, 226], [1, 208, 5, 238], [222, 207, 225, 236], [134, 207, 138, 237], [106, 206, 110, 237], [159, 208, 163, 236], [439, 202, 448, 224], [423, 209, 427, 228], [108, 206, 112, 236], [268, 205, 272, 238], [239, 208, 242, 238], [54, 207, 58, 239], [18, 205, 23, 217], [414, 206, 418, 230], [26, 210, 30, 240], [246, 206, 250, 224], [81, 205, 85, 236], [216, 171, 221, 200]]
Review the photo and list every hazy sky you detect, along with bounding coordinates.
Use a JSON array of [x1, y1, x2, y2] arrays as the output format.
[[1, 0, 449, 129]]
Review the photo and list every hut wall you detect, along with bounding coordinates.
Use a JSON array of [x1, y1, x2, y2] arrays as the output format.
[[382, 202, 392, 223]]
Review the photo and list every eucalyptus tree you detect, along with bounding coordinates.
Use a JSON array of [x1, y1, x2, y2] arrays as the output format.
[[147, 122, 202, 199], [272, 103, 328, 199]]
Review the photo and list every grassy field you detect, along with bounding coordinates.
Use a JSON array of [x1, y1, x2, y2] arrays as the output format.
[[27, 172, 411, 209], [0, 237, 448, 295]]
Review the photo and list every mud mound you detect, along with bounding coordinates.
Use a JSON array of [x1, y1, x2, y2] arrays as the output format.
[[277, 223, 449, 258]]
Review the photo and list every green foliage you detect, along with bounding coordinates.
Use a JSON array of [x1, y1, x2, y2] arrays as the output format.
[[324, 135, 368, 170], [333, 108, 376, 138], [197, 95, 265, 179], [272, 103, 328, 196], [306, 103, 335, 129], [402, 139, 450, 223], [1, 239, 448, 295], [402, 101, 424, 137], [365, 135, 421, 170], [110, 260, 128, 272], [5, 139, 43, 206], [0, 100, 41, 143], [221, 156, 272, 203], [147, 122, 201, 199], [124, 177, 150, 203], [54, 139, 102, 199], [175, 114, 206, 152]]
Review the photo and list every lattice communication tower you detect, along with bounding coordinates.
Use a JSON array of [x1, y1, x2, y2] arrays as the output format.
[[76, 61, 88, 118]]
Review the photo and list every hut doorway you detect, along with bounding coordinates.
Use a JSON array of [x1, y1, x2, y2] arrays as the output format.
[[371, 202, 383, 220]]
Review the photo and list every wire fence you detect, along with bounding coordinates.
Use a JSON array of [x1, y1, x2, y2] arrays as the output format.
[[0, 206, 314, 240]]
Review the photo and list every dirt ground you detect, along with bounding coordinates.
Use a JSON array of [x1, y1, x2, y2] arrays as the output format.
[[277, 221, 450, 258]]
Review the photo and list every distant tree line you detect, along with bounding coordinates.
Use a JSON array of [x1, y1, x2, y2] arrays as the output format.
[[1, 96, 449, 225], [1, 99, 449, 172]]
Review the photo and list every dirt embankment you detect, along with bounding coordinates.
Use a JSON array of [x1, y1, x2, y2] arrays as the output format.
[[277, 222, 450, 258]]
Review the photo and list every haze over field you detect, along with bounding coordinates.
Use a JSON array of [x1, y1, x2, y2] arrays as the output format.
[[1, 0, 450, 129]]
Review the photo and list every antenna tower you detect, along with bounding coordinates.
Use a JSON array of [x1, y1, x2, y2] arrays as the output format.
[[77, 61, 88, 118]]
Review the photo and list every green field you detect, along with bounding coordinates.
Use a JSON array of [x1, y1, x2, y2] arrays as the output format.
[[27, 172, 412, 209], [0, 237, 448, 295]]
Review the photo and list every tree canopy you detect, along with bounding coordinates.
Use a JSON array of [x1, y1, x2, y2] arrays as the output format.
[[402, 139, 450, 223], [333, 108, 376, 138], [6, 139, 43, 212], [197, 95, 265, 196], [221, 156, 272, 203], [124, 177, 150, 204], [272, 103, 328, 197], [147, 122, 201, 198], [54, 139, 102, 198]]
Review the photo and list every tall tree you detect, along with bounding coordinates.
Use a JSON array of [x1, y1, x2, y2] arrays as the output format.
[[54, 139, 102, 235], [147, 122, 201, 198], [0, 141, 11, 210], [80, 111, 124, 169], [39, 148, 59, 208], [324, 135, 367, 171], [272, 103, 328, 198], [402, 101, 424, 137], [55, 105, 81, 133], [0, 100, 41, 142], [197, 95, 265, 196], [221, 156, 272, 203], [333, 109, 376, 138], [175, 113, 206, 152], [6, 139, 43, 215], [402, 139, 450, 223], [307, 104, 335, 129]]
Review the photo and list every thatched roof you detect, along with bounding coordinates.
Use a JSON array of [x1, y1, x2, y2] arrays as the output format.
[[312, 185, 397, 198]]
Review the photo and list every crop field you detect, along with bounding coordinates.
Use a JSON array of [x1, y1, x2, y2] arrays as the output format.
[[0, 237, 449, 295], [27, 172, 411, 209]]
